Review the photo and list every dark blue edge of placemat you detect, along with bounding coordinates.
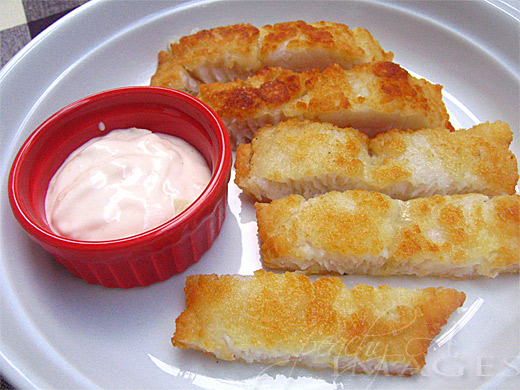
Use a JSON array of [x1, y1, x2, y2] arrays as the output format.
[[1, 2, 90, 388]]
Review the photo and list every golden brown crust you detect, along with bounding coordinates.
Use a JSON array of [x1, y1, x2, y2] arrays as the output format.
[[151, 21, 393, 93], [199, 66, 306, 119], [260, 21, 360, 57], [256, 191, 396, 262], [255, 191, 520, 278], [171, 23, 260, 67], [234, 119, 518, 201], [198, 62, 453, 143], [259, 21, 393, 65], [362, 62, 452, 130], [234, 143, 254, 183], [369, 121, 519, 193], [172, 270, 465, 375], [391, 193, 520, 274]]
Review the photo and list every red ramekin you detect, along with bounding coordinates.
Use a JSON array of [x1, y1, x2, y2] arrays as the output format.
[[8, 87, 232, 288]]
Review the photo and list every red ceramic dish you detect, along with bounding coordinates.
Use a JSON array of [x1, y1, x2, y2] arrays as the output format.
[[8, 87, 232, 288]]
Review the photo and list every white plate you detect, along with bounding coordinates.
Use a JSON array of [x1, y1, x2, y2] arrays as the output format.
[[1, 0, 519, 388]]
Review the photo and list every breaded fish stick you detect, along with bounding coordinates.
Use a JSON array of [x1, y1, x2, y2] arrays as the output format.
[[173, 270, 465, 376], [197, 62, 453, 147], [151, 21, 393, 94], [256, 191, 520, 278], [235, 119, 518, 201]]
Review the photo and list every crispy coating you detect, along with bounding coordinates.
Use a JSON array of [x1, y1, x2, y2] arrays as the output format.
[[198, 62, 453, 146], [172, 270, 465, 376], [255, 191, 520, 278], [150, 21, 393, 94], [235, 119, 518, 201]]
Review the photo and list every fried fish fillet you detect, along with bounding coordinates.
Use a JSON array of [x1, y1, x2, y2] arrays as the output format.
[[197, 62, 453, 146], [256, 191, 520, 278], [150, 21, 393, 94], [235, 119, 518, 201], [172, 270, 466, 376]]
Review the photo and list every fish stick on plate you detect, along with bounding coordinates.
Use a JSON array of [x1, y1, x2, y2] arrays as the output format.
[[235, 119, 519, 201], [172, 270, 466, 376], [255, 190, 520, 278], [197, 61, 453, 147], [150, 20, 393, 95]]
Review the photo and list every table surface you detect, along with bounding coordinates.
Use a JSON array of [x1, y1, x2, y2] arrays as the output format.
[[1, 4, 91, 390]]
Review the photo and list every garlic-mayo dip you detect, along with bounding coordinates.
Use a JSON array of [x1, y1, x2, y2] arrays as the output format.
[[45, 128, 212, 241]]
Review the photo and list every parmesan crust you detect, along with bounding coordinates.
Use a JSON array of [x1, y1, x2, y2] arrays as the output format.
[[235, 119, 518, 201], [172, 270, 466, 376], [150, 21, 393, 94], [197, 62, 453, 147], [255, 191, 520, 278]]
